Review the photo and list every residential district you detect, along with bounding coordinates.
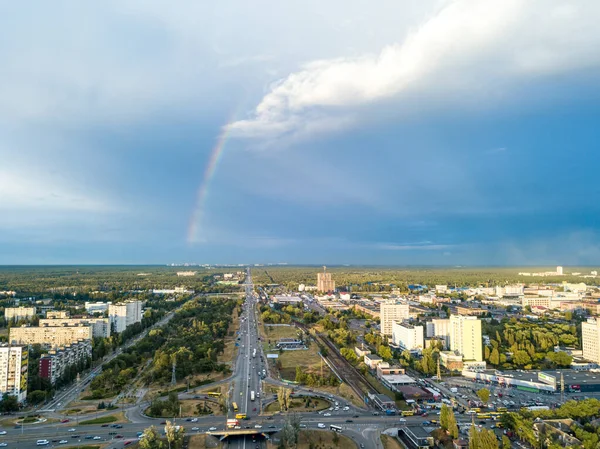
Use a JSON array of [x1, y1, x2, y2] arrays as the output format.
[[0, 266, 599, 449]]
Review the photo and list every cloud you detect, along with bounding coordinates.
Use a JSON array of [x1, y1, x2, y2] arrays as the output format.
[[229, 0, 600, 140], [374, 242, 453, 251]]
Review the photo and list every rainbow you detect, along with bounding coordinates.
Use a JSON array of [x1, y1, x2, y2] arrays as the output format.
[[187, 119, 236, 244]]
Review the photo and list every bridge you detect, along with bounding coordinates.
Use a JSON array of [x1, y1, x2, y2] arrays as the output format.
[[206, 428, 280, 440]]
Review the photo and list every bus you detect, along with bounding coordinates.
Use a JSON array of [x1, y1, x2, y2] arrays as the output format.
[[232, 402, 239, 412], [330, 425, 342, 433], [476, 413, 492, 419], [235, 413, 247, 420], [207, 392, 221, 398], [401, 410, 415, 416], [497, 407, 508, 413]]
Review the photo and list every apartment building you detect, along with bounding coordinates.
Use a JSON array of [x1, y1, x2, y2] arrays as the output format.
[[108, 300, 143, 333], [426, 318, 450, 346], [582, 318, 600, 364], [317, 267, 335, 292], [85, 302, 110, 314], [0, 345, 28, 402], [39, 318, 111, 338], [10, 325, 93, 349], [46, 311, 69, 319], [4, 307, 36, 322], [449, 315, 483, 362], [380, 303, 410, 336], [39, 340, 92, 385], [391, 321, 424, 350]]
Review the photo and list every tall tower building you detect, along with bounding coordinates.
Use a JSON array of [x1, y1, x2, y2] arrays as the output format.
[[556, 266, 563, 275], [380, 303, 410, 336], [0, 345, 27, 402], [317, 266, 335, 293], [582, 318, 600, 363], [449, 315, 482, 362]]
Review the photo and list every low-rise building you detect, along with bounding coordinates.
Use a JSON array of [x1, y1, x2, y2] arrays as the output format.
[[440, 351, 464, 371], [355, 346, 371, 358], [84, 302, 110, 314], [10, 325, 93, 349], [400, 427, 434, 449], [364, 354, 384, 369], [4, 307, 36, 322]]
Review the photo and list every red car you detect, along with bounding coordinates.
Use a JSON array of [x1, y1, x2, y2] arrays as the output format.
[[115, 435, 123, 439], [124, 441, 132, 446], [60, 419, 70, 423]]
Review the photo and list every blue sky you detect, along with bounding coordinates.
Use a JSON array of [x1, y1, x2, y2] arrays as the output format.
[[2, 0, 600, 265]]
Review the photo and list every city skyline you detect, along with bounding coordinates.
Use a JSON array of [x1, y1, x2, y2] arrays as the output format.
[[2, 1, 600, 265]]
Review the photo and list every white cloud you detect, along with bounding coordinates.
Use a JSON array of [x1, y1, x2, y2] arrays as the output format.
[[229, 0, 600, 139]]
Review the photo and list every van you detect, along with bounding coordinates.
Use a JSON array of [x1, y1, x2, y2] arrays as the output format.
[[37, 441, 50, 446]]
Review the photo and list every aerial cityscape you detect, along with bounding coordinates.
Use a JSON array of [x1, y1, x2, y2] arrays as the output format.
[[2, 1, 600, 449]]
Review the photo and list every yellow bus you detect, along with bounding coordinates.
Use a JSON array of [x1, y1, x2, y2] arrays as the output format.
[[232, 402, 239, 412], [235, 413, 247, 420], [401, 410, 415, 416], [476, 413, 492, 419], [207, 392, 221, 397], [497, 407, 508, 412]]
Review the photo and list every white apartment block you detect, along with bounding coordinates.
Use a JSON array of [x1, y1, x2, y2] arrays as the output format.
[[39, 318, 111, 338], [4, 307, 36, 322], [426, 318, 450, 346], [10, 325, 93, 349], [109, 300, 143, 333], [85, 302, 110, 314], [380, 303, 410, 336], [449, 315, 483, 362], [582, 318, 600, 364], [392, 321, 424, 350], [46, 311, 69, 319], [0, 345, 28, 402]]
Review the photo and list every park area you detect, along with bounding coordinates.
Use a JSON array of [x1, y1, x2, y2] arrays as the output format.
[[267, 430, 357, 449], [263, 396, 331, 413]]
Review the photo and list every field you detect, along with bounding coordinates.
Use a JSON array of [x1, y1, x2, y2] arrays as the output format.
[[266, 430, 357, 449], [263, 397, 331, 413], [381, 434, 404, 449], [312, 383, 364, 408], [261, 324, 327, 382]]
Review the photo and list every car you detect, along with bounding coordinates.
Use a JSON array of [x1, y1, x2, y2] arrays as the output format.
[[0, 431, 6, 435], [345, 419, 353, 423], [60, 419, 70, 423], [191, 427, 199, 431], [101, 424, 109, 427], [254, 425, 262, 429], [109, 432, 117, 436], [36, 440, 50, 446], [124, 442, 132, 446], [93, 436, 102, 440], [85, 436, 93, 440], [353, 415, 359, 418], [268, 425, 276, 429], [0, 443, 7, 447], [191, 418, 198, 423], [59, 441, 68, 444], [68, 429, 75, 432], [343, 407, 350, 411], [71, 435, 79, 439], [115, 435, 123, 439], [266, 416, 273, 420], [209, 427, 217, 431], [399, 418, 407, 422], [115, 425, 123, 429], [160, 421, 166, 425], [360, 445, 365, 449], [323, 413, 331, 417], [479, 421, 486, 425], [318, 423, 326, 429]]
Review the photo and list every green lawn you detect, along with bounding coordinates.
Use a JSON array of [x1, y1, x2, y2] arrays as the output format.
[[78, 415, 118, 425]]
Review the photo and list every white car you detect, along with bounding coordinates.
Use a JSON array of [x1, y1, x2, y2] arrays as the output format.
[[399, 418, 407, 422], [323, 413, 331, 417], [191, 418, 198, 423], [343, 407, 349, 411], [93, 436, 102, 440], [209, 427, 217, 431], [191, 427, 199, 431], [0, 431, 6, 435], [36, 441, 49, 446], [254, 425, 262, 429], [59, 441, 68, 444], [0, 443, 7, 447], [67, 429, 76, 432], [318, 423, 326, 429]]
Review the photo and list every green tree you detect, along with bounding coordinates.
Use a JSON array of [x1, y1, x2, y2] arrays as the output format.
[[440, 404, 450, 430], [139, 426, 163, 449], [502, 435, 511, 449], [489, 348, 500, 366], [164, 421, 184, 449], [447, 407, 459, 439], [477, 388, 490, 404]]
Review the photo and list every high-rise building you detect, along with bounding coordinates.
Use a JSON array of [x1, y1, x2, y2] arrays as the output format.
[[39, 340, 92, 385], [39, 318, 111, 338], [4, 307, 36, 322], [449, 315, 482, 362], [85, 302, 110, 314], [426, 318, 450, 346], [108, 300, 143, 333], [582, 318, 600, 363], [317, 266, 335, 292], [0, 345, 28, 402], [556, 266, 563, 275], [380, 303, 410, 336], [392, 321, 424, 350], [9, 325, 92, 349]]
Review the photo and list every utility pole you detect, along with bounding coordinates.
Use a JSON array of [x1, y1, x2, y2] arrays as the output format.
[[561, 372, 565, 403], [437, 356, 441, 381], [171, 359, 177, 386]]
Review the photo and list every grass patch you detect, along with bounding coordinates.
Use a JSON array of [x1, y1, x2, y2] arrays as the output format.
[[381, 434, 404, 449], [188, 433, 224, 449], [219, 306, 240, 365], [145, 399, 222, 418], [311, 383, 365, 408], [267, 430, 357, 449], [263, 397, 331, 413], [79, 415, 118, 425]]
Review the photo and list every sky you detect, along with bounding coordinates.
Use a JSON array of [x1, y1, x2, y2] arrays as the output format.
[[2, 0, 600, 265]]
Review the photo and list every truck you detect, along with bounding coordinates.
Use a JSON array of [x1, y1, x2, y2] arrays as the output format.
[[524, 405, 549, 411], [251, 391, 255, 401], [226, 419, 240, 429], [450, 387, 458, 393], [253, 348, 256, 358]]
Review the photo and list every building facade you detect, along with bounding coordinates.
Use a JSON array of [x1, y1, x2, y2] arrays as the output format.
[[426, 318, 450, 346], [380, 303, 410, 336], [449, 315, 482, 362], [0, 345, 28, 402], [582, 318, 600, 363], [39, 340, 92, 385], [392, 321, 424, 350], [4, 307, 36, 322], [39, 318, 111, 338], [10, 325, 93, 349], [108, 300, 143, 333], [84, 302, 110, 314]]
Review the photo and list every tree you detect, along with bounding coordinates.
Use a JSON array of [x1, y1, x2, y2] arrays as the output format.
[[139, 426, 163, 449], [27, 390, 46, 405], [0, 394, 19, 413], [440, 404, 450, 430], [164, 421, 184, 449], [447, 408, 459, 439], [489, 348, 500, 366], [502, 435, 511, 449], [282, 413, 302, 448], [477, 388, 490, 404]]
